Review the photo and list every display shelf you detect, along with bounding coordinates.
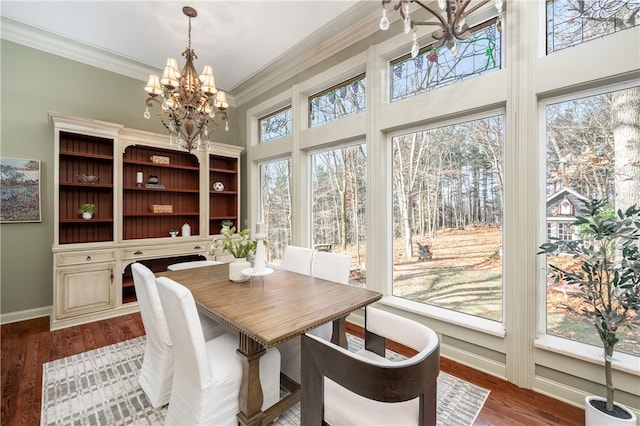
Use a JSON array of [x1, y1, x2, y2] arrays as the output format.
[[58, 131, 114, 244], [123, 145, 200, 240], [209, 154, 238, 236]]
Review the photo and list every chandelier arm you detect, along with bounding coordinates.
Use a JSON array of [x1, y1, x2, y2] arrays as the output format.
[[458, 0, 491, 18], [412, 0, 448, 27]]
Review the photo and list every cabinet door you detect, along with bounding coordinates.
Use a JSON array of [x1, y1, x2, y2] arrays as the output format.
[[55, 263, 115, 319]]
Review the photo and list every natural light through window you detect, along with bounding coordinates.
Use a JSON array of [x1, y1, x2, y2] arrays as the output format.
[[311, 143, 367, 287], [260, 159, 292, 266], [391, 115, 504, 321], [309, 74, 366, 127], [542, 86, 640, 356], [259, 107, 292, 143]]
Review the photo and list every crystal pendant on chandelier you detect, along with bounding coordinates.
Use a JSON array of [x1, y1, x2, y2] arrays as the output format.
[[410, 32, 419, 58], [379, 8, 390, 30], [143, 6, 229, 153]]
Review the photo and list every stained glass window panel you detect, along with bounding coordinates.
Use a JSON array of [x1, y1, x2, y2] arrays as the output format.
[[391, 21, 502, 102], [546, 0, 639, 54], [309, 74, 366, 127]]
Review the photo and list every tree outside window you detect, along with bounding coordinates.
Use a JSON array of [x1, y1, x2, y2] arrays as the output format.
[[311, 143, 367, 287], [543, 86, 640, 355], [260, 159, 292, 266], [391, 115, 504, 321]]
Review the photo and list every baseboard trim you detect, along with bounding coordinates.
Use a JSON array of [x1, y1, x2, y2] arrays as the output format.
[[0, 306, 51, 325], [440, 342, 507, 379]]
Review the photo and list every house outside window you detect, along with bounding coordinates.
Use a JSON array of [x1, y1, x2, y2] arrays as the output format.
[[542, 85, 640, 356]]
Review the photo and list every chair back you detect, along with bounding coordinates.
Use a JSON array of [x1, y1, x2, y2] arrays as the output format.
[[167, 260, 223, 271], [281, 245, 313, 275], [155, 277, 212, 390], [312, 251, 351, 284], [131, 263, 171, 347], [301, 307, 440, 426]]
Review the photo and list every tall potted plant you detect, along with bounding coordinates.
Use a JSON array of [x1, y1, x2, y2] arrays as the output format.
[[539, 199, 640, 425]]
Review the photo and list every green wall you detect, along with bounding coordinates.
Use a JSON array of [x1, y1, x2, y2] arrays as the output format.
[[0, 40, 238, 315]]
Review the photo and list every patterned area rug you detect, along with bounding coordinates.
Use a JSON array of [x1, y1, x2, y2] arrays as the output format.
[[42, 335, 489, 425]]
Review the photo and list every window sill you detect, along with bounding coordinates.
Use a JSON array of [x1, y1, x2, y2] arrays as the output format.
[[378, 295, 506, 338], [535, 334, 640, 376]]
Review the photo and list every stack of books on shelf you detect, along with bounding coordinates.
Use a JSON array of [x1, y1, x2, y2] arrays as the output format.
[[145, 183, 165, 189]]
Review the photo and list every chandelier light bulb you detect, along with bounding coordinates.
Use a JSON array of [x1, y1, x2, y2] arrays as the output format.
[[379, 9, 390, 31], [411, 32, 419, 58]]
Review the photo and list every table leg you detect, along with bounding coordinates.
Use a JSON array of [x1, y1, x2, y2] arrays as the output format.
[[236, 332, 266, 426], [330, 317, 348, 348]]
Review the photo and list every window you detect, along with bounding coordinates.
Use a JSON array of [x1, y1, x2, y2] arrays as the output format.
[[543, 85, 640, 355], [391, 114, 504, 321], [546, 0, 640, 54], [309, 74, 366, 127], [557, 222, 573, 241], [311, 143, 367, 287], [259, 106, 292, 143], [260, 158, 292, 266], [391, 20, 502, 102]]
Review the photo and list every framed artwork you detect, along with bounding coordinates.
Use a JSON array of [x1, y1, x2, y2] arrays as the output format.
[[1, 157, 42, 223]]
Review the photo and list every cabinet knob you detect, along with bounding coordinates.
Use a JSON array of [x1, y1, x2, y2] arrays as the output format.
[[86, 256, 91, 261], [194, 245, 202, 250], [134, 250, 143, 255]]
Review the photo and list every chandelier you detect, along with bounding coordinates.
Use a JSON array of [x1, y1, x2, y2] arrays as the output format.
[[379, 0, 504, 58], [144, 6, 228, 153]]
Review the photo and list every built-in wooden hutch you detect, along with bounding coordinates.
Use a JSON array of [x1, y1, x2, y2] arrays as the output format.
[[50, 112, 242, 330]]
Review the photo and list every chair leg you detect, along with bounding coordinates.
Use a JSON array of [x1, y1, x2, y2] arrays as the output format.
[[301, 335, 324, 425]]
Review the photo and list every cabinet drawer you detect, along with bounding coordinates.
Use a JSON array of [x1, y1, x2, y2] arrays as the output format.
[[122, 242, 209, 260], [56, 250, 116, 266]]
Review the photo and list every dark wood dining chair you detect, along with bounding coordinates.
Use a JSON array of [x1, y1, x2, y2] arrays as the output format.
[[301, 307, 440, 426]]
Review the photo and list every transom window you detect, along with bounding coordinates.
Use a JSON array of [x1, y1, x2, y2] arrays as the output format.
[[391, 20, 502, 102], [259, 106, 292, 143], [309, 74, 366, 127], [546, 0, 640, 54]]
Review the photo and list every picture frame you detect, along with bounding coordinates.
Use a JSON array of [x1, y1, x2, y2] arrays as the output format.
[[1, 157, 42, 223]]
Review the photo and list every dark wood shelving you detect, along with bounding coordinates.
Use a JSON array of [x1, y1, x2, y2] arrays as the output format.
[[122, 145, 200, 240], [209, 154, 238, 236], [58, 132, 114, 244], [123, 159, 199, 171], [123, 186, 199, 193], [60, 151, 113, 160]]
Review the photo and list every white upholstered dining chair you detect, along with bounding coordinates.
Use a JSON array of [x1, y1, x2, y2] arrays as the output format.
[[280, 245, 314, 275], [301, 307, 440, 426], [167, 260, 223, 271], [131, 263, 228, 408], [280, 250, 352, 383], [155, 276, 281, 425]]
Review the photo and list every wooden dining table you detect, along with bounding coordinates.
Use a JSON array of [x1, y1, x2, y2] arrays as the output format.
[[157, 263, 382, 426]]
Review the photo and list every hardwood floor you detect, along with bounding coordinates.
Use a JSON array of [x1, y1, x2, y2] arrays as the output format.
[[1, 313, 583, 426]]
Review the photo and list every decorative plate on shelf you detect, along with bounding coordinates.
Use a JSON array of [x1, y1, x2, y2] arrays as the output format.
[[213, 181, 224, 191]]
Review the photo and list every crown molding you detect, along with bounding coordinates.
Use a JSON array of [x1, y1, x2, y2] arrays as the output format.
[[231, 2, 381, 106], [1, 17, 158, 82]]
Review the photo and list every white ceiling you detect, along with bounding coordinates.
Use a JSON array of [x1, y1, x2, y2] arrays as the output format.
[[0, 1, 382, 100]]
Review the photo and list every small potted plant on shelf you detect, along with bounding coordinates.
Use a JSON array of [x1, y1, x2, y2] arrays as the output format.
[[77, 203, 96, 220], [209, 222, 257, 282], [169, 228, 179, 237], [538, 199, 640, 425]]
